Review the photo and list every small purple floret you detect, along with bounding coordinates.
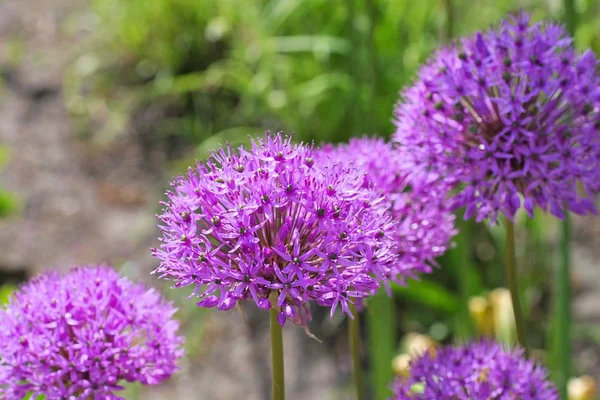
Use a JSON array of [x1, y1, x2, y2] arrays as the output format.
[[0, 265, 184, 399], [394, 12, 600, 222], [390, 340, 559, 400]]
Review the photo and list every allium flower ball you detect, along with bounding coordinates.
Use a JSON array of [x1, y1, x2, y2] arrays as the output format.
[[319, 137, 456, 276], [152, 132, 397, 326], [0, 265, 183, 400], [394, 12, 600, 221], [391, 340, 558, 400]]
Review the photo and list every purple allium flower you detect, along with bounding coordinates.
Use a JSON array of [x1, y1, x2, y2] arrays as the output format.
[[152, 132, 397, 326], [319, 137, 456, 277], [390, 340, 558, 400], [394, 12, 600, 222], [0, 266, 184, 400]]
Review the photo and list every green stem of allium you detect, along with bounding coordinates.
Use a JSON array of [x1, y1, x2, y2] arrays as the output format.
[[504, 218, 528, 355], [443, 0, 453, 42], [270, 293, 285, 400], [564, 0, 577, 36], [454, 216, 475, 341], [556, 2, 575, 397], [556, 215, 571, 400], [367, 289, 396, 400], [349, 302, 365, 400]]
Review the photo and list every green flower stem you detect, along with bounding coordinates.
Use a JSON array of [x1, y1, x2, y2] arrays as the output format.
[[556, 214, 571, 400], [453, 216, 475, 341], [270, 292, 285, 400], [443, 0, 453, 43], [367, 289, 396, 400], [564, 0, 576, 35], [556, 3, 575, 397], [349, 302, 365, 400], [505, 218, 528, 355]]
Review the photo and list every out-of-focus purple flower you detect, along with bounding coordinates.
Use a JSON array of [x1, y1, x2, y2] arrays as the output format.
[[394, 12, 600, 222], [390, 340, 558, 400], [319, 137, 456, 277], [0, 265, 183, 400], [152, 132, 397, 326]]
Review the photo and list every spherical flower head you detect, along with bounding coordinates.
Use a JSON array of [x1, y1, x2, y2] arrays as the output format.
[[152, 132, 396, 326], [319, 137, 456, 278], [0, 265, 184, 400], [390, 340, 558, 400], [394, 12, 600, 222]]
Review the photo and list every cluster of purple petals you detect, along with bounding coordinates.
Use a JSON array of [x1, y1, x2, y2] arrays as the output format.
[[152, 132, 397, 326], [319, 137, 456, 277], [391, 340, 558, 400], [0, 265, 184, 400], [394, 12, 600, 222]]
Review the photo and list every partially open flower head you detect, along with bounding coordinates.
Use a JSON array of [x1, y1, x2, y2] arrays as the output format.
[[319, 137, 456, 277], [394, 12, 600, 222], [391, 340, 558, 400], [0, 265, 183, 400], [152, 132, 396, 326]]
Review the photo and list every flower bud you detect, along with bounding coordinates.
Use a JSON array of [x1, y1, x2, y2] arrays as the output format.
[[469, 295, 494, 336], [404, 333, 438, 358], [489, 288, 516, 345], [568, 376, 596, 400], [392, 354, 412, 377]]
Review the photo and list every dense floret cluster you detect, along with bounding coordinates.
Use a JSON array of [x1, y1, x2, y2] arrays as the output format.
[[391, 340, 558, 400], [153, 133, 397, 326], [0, 265, 183, 399], [394, 12, 600, 221]]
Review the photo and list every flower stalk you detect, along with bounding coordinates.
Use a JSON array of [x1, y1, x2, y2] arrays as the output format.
[[349, 302, 365, 400], [504, 218, 527, 355], [270, 292, 285, 400], [556, 2, 576, 397], [368, 289, 396, 400]]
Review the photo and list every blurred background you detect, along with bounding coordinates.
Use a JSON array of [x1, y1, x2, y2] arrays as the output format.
[[1, 0, 600, 399]]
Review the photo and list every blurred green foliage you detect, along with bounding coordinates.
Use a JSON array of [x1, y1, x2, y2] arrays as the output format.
[[0, 284, 15, 305], [65, 0, 600, 150], [67, 0, 523, 149], [71, 0, 600, 150], [67, 0, 600, 152]]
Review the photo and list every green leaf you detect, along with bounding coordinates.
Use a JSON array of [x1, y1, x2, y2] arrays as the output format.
[[22, 391, 45, 399], [0, 190, 18, 217], [267, 35, 351, 54], [0, 284, 15, 305], [392, 279, 459, 314], [195, 127, 258, 159], [291, 72, 352, 99]]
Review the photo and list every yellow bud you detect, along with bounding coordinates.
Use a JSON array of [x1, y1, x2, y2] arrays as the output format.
[[392, 354, 412, 377], [469, 295, 494, 336], [488, 288, 516, 345], [568, 376, 596, 400], [404, 333, 438, 358]]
